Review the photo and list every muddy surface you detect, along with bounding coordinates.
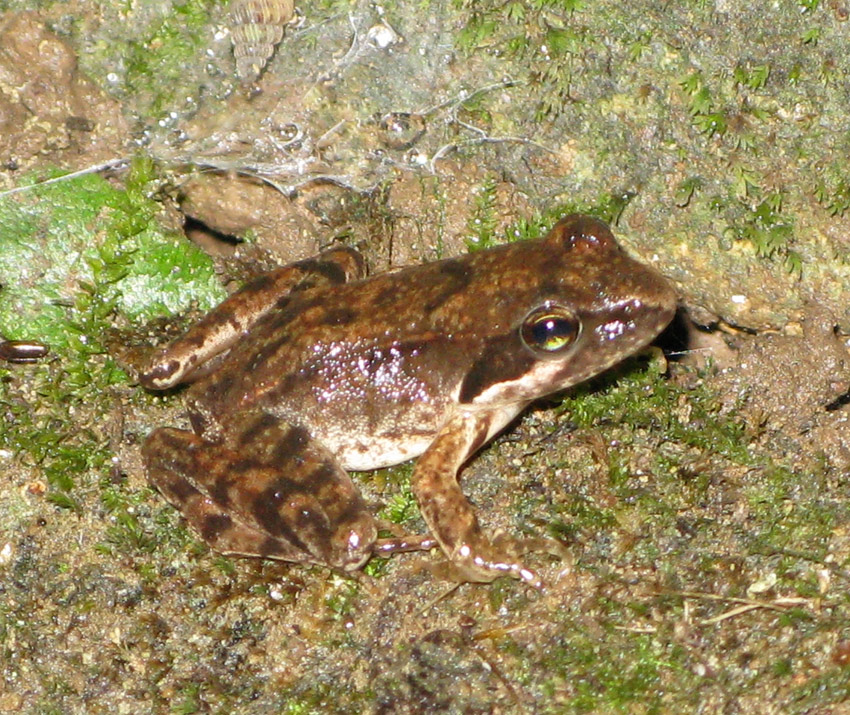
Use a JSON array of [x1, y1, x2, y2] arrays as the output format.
[[1, 3, 850, 713], [0, 12, 126, 174]]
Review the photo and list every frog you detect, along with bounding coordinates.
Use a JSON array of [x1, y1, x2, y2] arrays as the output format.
[[140, 214, 677, 587]]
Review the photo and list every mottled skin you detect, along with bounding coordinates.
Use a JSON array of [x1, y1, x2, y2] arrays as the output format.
[[141, 215, 677, 585]]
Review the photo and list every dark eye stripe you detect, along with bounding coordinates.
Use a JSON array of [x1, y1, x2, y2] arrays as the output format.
[[459, 332, 535, 403]]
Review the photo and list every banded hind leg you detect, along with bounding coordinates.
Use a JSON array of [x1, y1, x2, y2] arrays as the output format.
[[143, 410, 377, 571]]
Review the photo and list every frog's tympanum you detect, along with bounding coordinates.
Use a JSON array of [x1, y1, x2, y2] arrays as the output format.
[[141, 215, 676, 586]]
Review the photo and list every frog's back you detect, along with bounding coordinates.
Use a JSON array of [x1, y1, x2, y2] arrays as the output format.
[[193, 216, 674, 454], [193, 237, 551, 412]]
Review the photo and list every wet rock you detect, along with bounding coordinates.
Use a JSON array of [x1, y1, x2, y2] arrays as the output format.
[[0, 13, 127, 177]]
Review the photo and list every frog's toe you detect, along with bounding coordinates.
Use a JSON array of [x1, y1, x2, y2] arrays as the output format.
[[434, 554, 542, 588], [437, 533, 543, 587]]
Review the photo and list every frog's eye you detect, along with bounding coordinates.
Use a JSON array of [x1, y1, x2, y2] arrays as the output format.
[[520, 304, 581, 356]]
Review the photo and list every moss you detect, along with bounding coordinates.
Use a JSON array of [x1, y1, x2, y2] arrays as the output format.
[[376, 463, 417, 526], [1, 364, 104, 508], [452, 0, 592, 120], [539, 631, 688, 713], [465, 175, 500, 250], [0, 159, 223, 523], [790, 667, 850, 709], [743, 463, 840, 563], [447, 0, 850, 296], [815, 171, 850, 218], [322, 576, 364, 623], [0, 160, 224, 347], [76, 0, 225, 121]]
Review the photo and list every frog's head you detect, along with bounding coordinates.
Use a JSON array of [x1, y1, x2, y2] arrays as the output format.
[[459, 214, 677, 406]]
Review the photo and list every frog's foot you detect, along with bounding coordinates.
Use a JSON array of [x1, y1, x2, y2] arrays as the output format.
[[372, 533, 439, 556], [448, 532, 575, 587], [371, 531, 556, 587], [143, 423, 377, 571], [439, 531, 545, 588], [412, 412, 558, 588], [448, 534, 572, 587]]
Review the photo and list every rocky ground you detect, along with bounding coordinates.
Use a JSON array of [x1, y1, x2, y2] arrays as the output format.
[[1, 1, 850, 712]]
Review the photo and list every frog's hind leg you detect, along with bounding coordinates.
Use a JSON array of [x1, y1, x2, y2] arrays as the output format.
[[147, 442, 315, 565], [143, 418, 377, 571], [140, 245, 365, 390]]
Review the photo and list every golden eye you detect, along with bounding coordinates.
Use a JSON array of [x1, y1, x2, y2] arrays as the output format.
[[520, 305, 580, 355]]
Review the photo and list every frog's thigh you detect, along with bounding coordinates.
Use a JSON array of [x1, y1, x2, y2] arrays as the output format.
[[140, 245, 366, 390], [412, 412, 540, 586], [144, 429, 315, 564], [143, 418, 376, 571]]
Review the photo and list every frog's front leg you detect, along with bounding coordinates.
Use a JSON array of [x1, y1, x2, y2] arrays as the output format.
[[140, 245, 365, 390], [412, 410, 545, 587], [143, 411, 377, 571]]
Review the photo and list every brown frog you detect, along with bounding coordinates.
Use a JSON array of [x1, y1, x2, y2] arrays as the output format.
[[140, 215, 676, 586]]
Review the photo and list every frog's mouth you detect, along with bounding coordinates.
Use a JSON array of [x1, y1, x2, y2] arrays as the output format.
[[559, 299, 676, 384]]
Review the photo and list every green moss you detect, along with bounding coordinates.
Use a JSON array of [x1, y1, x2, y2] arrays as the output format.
[[551, 495, 618, 537], [733, 63, 771, 91], [376, 463, 417, 526], [722, 191, 801, 275], [275, 682, 374, 714], [678, 71, 729, 139], [323, 577, 363, 622], [465, 175, 500, 250], [1, 364, 105, 508], [561, 362, 750, 465], [743, 463, 841, 563], [541, 631, 685, 713], [172, 682, 203, 715], [79, 0, 224, 121], [0, 160, 224, 515], [369, 462, 418, 575], [791, 666, 850, 708], [674, 177, 703, 208], [815, 172, 850, 217], [0, 161, 224, 349], [452, 0, 591, 119]]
